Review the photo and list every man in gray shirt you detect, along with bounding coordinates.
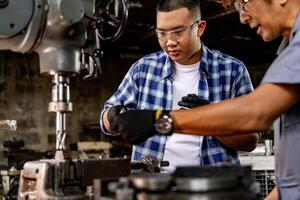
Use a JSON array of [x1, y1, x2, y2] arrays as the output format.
[[109, 0, 300, 199]]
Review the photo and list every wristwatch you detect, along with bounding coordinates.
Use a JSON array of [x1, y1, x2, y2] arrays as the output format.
[[154, 110, 173, 135]]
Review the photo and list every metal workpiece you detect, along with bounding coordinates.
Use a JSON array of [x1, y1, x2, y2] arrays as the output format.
[[17, 158, 131, 200]]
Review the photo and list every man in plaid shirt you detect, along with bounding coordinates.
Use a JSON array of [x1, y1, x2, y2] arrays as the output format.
[[100, 0, 258, 172]]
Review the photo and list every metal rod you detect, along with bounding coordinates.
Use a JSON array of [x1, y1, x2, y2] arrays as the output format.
[[49, 74, 72, 160]]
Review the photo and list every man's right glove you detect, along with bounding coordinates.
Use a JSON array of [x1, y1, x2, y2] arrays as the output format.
[[107, 105, 127, 131], [110, 110, 171, 144], [178, 93, 210, 108]]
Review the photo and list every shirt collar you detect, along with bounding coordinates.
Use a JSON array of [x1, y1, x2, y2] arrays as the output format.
[[291, 11, 300, 40], [277, 11, 300, 54], [161, 52, 174, 80], [161, 43, 210, 80], [199, 43, 210, 76]]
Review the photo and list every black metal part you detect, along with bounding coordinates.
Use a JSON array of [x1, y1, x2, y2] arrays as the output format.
[[173, 165, 252, 178], [4, 176, 19, 200], [116, 165, 260, 200], [130, 157, 169, 173], [0, 0, 8, 8], [80, 158, 131, 186], [95, 0, 128, 41]]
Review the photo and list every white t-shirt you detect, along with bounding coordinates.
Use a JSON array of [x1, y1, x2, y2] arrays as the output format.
[[162, 61, 203, 173]]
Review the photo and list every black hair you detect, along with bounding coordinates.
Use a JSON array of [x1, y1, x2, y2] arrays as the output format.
[[156, 0, 201, 21]]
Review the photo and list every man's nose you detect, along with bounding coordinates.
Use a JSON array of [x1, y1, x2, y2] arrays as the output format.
[[166, 39, 177, 46], [239, 12, 250, 24], [165, 35, 177, 46]]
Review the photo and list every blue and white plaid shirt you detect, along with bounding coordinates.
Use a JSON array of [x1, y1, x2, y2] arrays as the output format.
[[100, 44, 253, 165]]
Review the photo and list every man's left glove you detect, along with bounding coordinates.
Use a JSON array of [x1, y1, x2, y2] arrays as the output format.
[[178, 93, 210, 108], [110, 110, 170, 144]]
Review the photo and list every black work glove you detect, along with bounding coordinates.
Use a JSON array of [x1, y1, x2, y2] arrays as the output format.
[[178, 93, 210, 108], [107, 105, 127, 131], [110, 110, 158, 144]]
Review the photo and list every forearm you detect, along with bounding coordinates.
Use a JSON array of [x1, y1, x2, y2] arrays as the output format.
[[102, 109, 122, 135], [103, 110, 111, 132], [264, 187, 278, 200], [171, 84, 299, 136], [217, 132, 259, 152], [170, 96, 265, 136]]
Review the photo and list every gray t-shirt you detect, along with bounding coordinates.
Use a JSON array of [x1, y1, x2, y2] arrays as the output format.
[[262, 13, 300, 199]]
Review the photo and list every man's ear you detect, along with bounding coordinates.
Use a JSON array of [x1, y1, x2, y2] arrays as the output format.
[[197, 20, 207, 37]]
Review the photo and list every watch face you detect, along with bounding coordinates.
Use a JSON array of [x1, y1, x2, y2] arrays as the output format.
[[155, 115, 173, 134]]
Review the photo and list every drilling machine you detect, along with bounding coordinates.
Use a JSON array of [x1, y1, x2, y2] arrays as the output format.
[[0, 1, 263, 200], [0, 0, 131, 199]]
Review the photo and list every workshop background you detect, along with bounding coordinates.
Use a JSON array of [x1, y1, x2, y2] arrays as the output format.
[[0, 0, 280, 162]]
